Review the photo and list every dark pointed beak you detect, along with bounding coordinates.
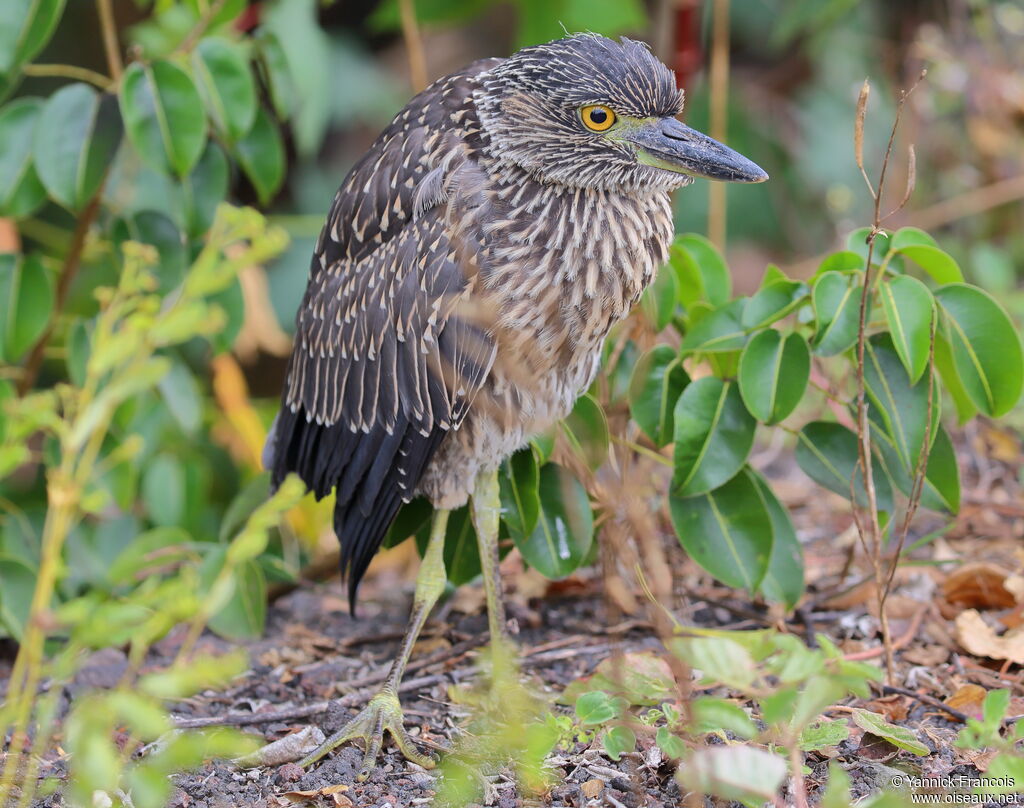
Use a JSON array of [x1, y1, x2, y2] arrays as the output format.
[[627, 118, 768, 183]]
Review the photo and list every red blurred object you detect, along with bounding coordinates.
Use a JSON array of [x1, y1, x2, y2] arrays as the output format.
[[673, 3, 703, 89]]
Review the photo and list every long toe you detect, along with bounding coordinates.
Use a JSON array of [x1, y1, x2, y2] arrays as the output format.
[[300, 690, 437, 779]]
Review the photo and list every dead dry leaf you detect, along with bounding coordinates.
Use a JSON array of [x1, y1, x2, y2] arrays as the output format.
[[955, 609, 1024, 664], [901, 644, 949, 667], [235, 725, 326, 768], [581, 779, 604, 799], [942, 563, 1016, 610], [279, 785, 351, 805], [946, 684, 987, 721]]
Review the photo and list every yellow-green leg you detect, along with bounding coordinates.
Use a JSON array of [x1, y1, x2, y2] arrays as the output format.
[[471, 468, 505, 643], [301, 509, 450, 778]]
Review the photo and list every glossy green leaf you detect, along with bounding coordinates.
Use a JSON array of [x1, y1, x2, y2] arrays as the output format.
[[157, 359, 202, 435], [749, 470, 804, 609], [254, 30, 295, 120], [575, 690, 621, 725], [873, 421, 960, 514], [845, 227, 891, 264], [689, 696, 758, 739], [675, 234, 730, 305], [120, 60, 207, 176], [816, 250, 864, 275], [738, 330, 809, 424], [191, 37, 257, 142], [561, 392, 609, 471], [672, 378, 755, 497], [811, 270, 862, 356], [234, 106, 285, 205], [219, 472, 271, 542], [680, 298, 747, 354], [439, 506, 482, 587], [628, 345, 689, 447], [795, 421, 893, 513], [499, 448, 540, 540], [864, 334, 940, 473], [33, 84, 122, 211], [879, 274, 935, 383], [934, 331, 978, 424], [0, 253, 53, 362], [383, 497, 432, 549], [0, 0, 66, 75], [891, 227, 963, 284], [670, 467, 773, 592], [0, 97, 46, 216], [515, 464, 593, 580], [182, 141, 228, 237], [639, 262, 677, 331], [741, 279, 807, 329], [935, 284, 1024, 417]]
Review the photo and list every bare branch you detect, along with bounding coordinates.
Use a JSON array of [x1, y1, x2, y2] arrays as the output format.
[[855, 79, 874, 198]]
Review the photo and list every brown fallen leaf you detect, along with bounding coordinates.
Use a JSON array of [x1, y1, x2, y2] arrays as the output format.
[[954, 609, 1024, 664], [942, 563, 1016, 610], [901, 644, 949, 667], [945, 684, 987, 721], [581, 779, 604, 799], [280, 785, 351, 805], [235, 725, 326, 768]]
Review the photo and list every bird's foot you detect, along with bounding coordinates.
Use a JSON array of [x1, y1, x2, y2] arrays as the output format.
[[300, 689, 436, 780]]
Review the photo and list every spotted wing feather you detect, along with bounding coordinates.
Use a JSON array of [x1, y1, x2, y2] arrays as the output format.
[[266, 61, 500, 608]]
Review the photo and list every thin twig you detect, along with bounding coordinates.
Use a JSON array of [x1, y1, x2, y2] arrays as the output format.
[[179, 0, 231, 53], [17, 193, 104, 395], [96, 0, 123, 81], [22, 63, 113, 89], [879, 684, 970, 724], [398, 0, 428, 93]]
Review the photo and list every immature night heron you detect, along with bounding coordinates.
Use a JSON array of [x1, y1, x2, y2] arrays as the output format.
[[264, 33, 766, 775]]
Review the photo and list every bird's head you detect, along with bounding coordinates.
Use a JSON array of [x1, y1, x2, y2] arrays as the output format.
[[476, 34, 768, 193]]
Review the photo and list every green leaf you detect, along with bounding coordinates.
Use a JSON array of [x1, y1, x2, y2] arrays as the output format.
[[639, 262, 677, 331], [33, 84, 122, 211], [672, 378, 755, 496], [680, 298, 747, 354], [675, 234, 730, 305], [689, 696, 757, 739], [879, 274, 935, 383], [575, 690, 620, 726], [934, 330, 978, 423], [219, 472, 271, 542], [891, 227, 963, 284], [120, 60, 207, 176], [157, 359, 202, 434], [253, 30, 295, 120], [817, 250, 864, 275], [749, 470, 804, 609], [233, 106, 285, 205], [0, 0, 66, 75], [440, 506, 482, 587], [561, 393, 608, 471], [667, 636, 756, 690], [0, 253, 53, 362], [0, 97, 46, 217], [207, 555, 268, 640], [738, 329, 810, 424], [741, 279, 807, 329], [670, 468, 773, 592], [601, 725, 635, 761], [191, 37, 257, 142], [499, 448, 540, 540], [182, 141, 228, 237], [656, 727, 687, 758], [811, 270, 863, 356], [142, 452, 186, 527], [515, 464, 593, 580], [935, 284, 1024, 417], [0, 556, 37, 641], [800, 719, 850, 751], [873, 422, 960, 514], [845, 227, 891, 264], [678, 746, 787, 805], [112, 210, 187, 293], [794, 421, 893, 513], [864, 334, 940, 473], [628, 345, 689, 447], [851, 708, 929, 755]]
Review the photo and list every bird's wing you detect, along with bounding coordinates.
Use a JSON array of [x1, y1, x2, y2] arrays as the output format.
[[265, 61, 500, 607]]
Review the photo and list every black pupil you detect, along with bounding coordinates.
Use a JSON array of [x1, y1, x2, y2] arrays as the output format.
[[589, 108, 608, 124]]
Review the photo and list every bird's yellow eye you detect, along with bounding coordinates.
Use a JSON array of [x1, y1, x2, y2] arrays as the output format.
[[580, 105, 616, 132]]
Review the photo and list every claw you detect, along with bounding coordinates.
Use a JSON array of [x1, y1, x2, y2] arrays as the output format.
[[300, 689, 437, 780]]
